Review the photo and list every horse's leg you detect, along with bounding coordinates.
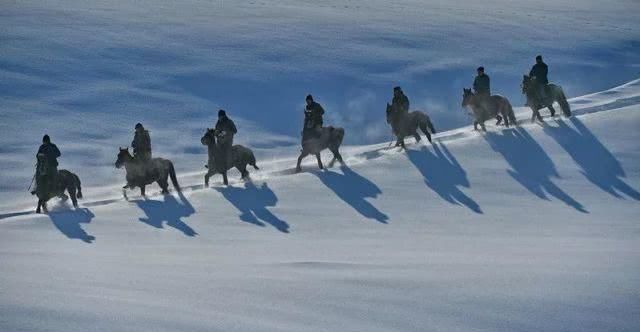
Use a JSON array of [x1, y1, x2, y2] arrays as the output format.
[[68, 185, 78, 208], [140, 185, 146, 197], [158, 180, 169, 194], [496, 114, 503, 125], [315, 153, 323, 170], [222, 172, 229, 186], [296, 151, 309, 173], [480, 122, 487, 132], [548, 105, 557, 117], [42, 200, 48, 214], [36, 200, 42, 214], [474, 121, 479, 131], [413, 132, 421, 142]]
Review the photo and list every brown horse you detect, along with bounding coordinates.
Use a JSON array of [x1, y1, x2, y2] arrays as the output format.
[[385, 104, 436, 148], [522, 75, 571, 122], [115, 148, 180, 197], [462, 89, 517, 131]]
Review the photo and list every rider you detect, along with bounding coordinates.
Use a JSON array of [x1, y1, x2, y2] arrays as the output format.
[[303, 94, 325, 140], [473, 66, 491, 99], [215, 109, 237, 169], [131, 123, 152, 162], [32, 134, 61, 195], [529, 55, 549, 101], [389, 86, 409, 134]]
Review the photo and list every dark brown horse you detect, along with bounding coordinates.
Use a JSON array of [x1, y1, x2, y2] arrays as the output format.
[[462, 89, 517, 131], [115, 148, 180, 197], [385, 104, 436, 148], [201, 128, 259, 186], [522, 75, 571, 122], [34, 169, 83, 214]]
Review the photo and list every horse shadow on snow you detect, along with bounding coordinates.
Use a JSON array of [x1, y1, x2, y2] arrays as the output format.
[[217, 182, 290, 233], [313, 166, 389, 224], [544, 118, 640, 200], [135, 192, 197, 236], [47, 207, 96, 243], [484, 127, 587, 213], [406, 143, 482, 214]]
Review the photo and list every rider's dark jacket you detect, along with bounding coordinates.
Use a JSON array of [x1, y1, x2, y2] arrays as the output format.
[[37, 143, 61, 168], [529, 62, 549, 85], [215, 116, 238, 135], [391, 93, 410, 113], [305, 101, 325, 128], [473, 73, 491, 96]]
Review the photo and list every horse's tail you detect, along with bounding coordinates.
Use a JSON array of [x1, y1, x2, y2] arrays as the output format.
[[249, 150, 259, 170], [504, 98, 517, 126], [426, 115, 436, 134], [557, 87, 572, 117], [168, 162, 181, 192], [73, 173, 83, 199], [334, 127, 345, 146]]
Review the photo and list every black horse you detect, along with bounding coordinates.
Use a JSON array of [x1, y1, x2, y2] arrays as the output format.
[[522, 75, 571, 122], [115, 148, 180, 197], [386, 103, 436, 148], [201, 128, 259, 186], [34, 168, 83, 214]]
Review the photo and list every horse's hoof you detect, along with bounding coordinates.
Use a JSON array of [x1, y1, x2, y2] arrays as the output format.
[[295, 168, 302, 173]]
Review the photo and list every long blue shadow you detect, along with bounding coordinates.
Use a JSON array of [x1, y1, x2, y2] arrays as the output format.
[[48, 208, 96, 243], [313, 166, 389, 223], [406, 143, 482, 213], [485, 127, 587, 213], [217, 182, 289, 233], [544, 118, 640, 200], [135, 192, 197, 236]]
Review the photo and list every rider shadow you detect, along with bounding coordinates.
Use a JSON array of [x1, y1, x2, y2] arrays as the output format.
[[135, 192, 197, 237], [406, 143, 482, 214], [314, 166, 389, 224], [544, 118, 640, 200], [48, 208, 96, 243], [485, 127, 588, 213], [217, 182, 289, 233]]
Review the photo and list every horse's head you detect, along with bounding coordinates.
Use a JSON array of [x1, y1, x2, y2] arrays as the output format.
[[115, 147, 133, 169], [201, 128, 215, 146], [521, 75, 533, 94], [462, 88, 473, 107]]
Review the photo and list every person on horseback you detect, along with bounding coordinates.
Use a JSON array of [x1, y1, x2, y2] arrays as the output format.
[[32, 134, 61, 196], [131, 123, 152, 162], [389, 86, 409, 134], [302, 94, 325, 141], [215, 109, 237, 170], [529, 55, 549, 102], [473, 66, 491, 98]]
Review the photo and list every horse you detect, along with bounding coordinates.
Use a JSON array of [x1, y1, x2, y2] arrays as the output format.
[[461, 88, 517, 131], [34, 169, 83, 214], [296, 126, 345, 173], [115, 148, 180, 197], [200, 128, 259, 186], [522, 75, 571, 122], [385, 103, 436, 148]]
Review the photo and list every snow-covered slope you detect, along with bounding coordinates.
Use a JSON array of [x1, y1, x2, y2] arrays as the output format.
[[1, 79, 639, 331]]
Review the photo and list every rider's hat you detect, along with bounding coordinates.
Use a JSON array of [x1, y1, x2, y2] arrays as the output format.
[[477, 66, 484, 72], [536, 55, 543, 61], [305, 94, 313, 101], [218, 109, 226, 117], [42, 134, 50, 143], [135, 123, 143, 130]]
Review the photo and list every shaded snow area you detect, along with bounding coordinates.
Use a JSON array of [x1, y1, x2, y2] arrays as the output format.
[[1, 1, 640, 331], [1, 79, 640, 331]]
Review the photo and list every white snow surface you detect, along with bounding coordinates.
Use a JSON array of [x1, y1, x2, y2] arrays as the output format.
[[1, 78, 639, 331], [2, 1, 640, 331]]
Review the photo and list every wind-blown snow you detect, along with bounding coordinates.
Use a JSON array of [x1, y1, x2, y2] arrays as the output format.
[[1, 78, 640, 331]]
